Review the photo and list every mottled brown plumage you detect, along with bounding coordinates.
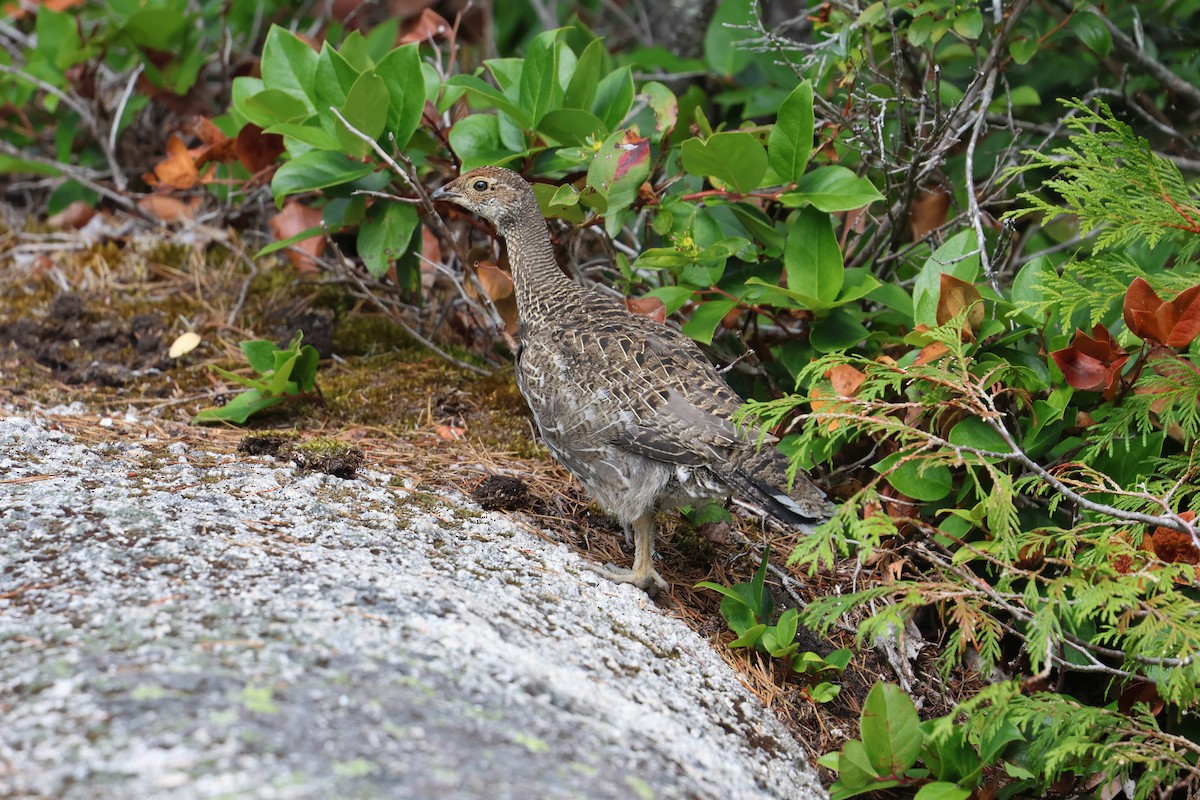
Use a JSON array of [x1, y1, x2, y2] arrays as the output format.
[[433, 166, 831, 595]]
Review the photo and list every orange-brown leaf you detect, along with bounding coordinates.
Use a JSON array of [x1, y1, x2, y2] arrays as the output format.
[[914, 341, 950, 365], [936, 273, 984, 335], [137, 194, 197, 221], [149, 135, 200, 190], [1164, 284, 1200, 347], [399, 8, 451, 43], [909, 186, 951, 241], [1149, 511, 1199, 565], [268, 201, 326, 273], [626, 296, 667, 324], [236, 124, 286, 173], [828, 364, 866, 397], [1050, 325, 1128, 395]]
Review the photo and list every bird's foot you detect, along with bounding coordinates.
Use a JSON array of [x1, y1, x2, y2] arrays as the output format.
[[587, 562, 668, 597]]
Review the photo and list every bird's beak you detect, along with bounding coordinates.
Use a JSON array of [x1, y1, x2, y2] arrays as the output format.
[[431, 184, 459, 201]]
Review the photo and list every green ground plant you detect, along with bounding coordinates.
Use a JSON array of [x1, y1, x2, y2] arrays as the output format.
[[192, 331, 320, 423]]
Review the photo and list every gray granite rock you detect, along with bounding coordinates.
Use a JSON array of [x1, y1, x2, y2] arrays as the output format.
[[0, 411, 825, 800]]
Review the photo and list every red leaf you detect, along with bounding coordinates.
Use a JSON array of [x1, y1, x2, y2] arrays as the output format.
[[1050, 325, 1128, 393], [1164, 284, 1200, 347], [1123, 277, 1165, 343]]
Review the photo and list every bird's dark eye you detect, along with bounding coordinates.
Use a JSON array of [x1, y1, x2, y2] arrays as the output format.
[[472, 179, 489, 191]]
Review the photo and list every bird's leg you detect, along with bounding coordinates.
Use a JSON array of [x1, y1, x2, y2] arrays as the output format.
[[588, 513, 667, 596]]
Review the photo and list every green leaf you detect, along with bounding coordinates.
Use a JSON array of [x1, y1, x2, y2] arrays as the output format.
[[1070, 12, 1113, 57], [768, 81, 814, 183], [729, 623, 768, 648], [293, 345, 320, 392], [948, 417, 1010, 454], [271, 151, 377, 205], [860, 683, 923, 776], [784, 207, 844, 309], [1008, 37, 1038, 64], [952, 8, 983, 39], [880, 456, 953, 502], [704, 0, 755, 77], [537, 109, 607, 146], [445, 74, 532, 128], [122, 8, 188, 50], [781, 167, 884, 212], [358, 202, 419, 278], [520, 29, 567, 125], [913, 783, 971, 800], [836, 739, 882, 789], [336, 69, 389, 155], [260, 25, 318, 109], [448, 115, 517, 171], [682, 299, 737, 344], [912, 230, 980, 327], [265, 122, 342, 150], [241, 340, 280, 375], [640, 81, 678, 142], [681, 132, 767, 195], [257, 225, 325, 258], [192, 389, 283, 424], [811, 308, 869, 353], [591, 67, 635, 131], [241, 89, 312, 128], [587, 128, 651, 235], [564, 38, 605, 110], [375, 44, 426, 149]]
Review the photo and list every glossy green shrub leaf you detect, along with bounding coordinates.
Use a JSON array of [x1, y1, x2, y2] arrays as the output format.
[[811, 308, 869, 352], [445, 74, 532, 128], [335, 69, 389, 155], [948, 417, 1010, 454], [781, 166, 884, 212], [592, 66, 635, 131], [681, 132, 767, 195], [449, 115, 516, 171], [639, 81, 678, 141], [785, 206, 844, 309], [860, 682, 923, 776], [1070, 12, 1113, 57], [314, 45, 354, 111], [271, 151, 377, 205], [265, 122, 342, 150], [877, 456, 954, 502], [913, 783, 971, 800], [564, 38, 605, 110], [587, 128, 650, 235], [681, 299, 737, 344], [376, 44, 426, 149], [260, 25, 318, 110], [767, 81, 814, 184], [359, 201, 419, 279], [537, 108, 606, 146], [520, 29, 567, 125], [241, 88, 311, 128], [952, 8, 983, 39], [704, 0, 754, 77], [1009, 36, 1039, 64], [913, 230, 981, 326]]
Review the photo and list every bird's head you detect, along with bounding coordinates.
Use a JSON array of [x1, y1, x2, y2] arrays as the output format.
[[431, 166, 537, 233]]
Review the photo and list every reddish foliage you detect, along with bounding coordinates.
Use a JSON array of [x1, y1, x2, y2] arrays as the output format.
[[1149, 511, 1199, 565], [1050, 325, 1128, 396], [1123, 277, 1200, 347], [236, 124, 285, 174], [626, 296, 667, 324], [268, 201, 326, 273]]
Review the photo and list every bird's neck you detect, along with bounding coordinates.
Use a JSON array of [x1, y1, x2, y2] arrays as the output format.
[[500, 212, 583, 323]]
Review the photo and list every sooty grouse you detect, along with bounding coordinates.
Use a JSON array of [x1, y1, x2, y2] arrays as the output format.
[[433, 166, 832, 595]]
